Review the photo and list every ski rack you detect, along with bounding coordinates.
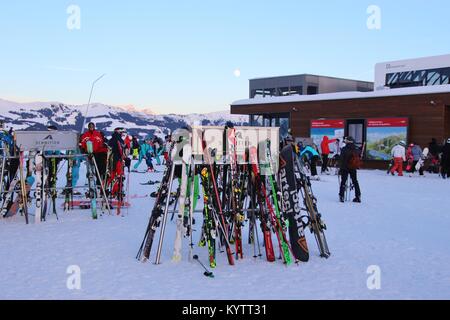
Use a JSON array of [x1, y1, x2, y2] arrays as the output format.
[[0, 130, 113, 224], [145, 125, 331, 268], [42, 153, 112, 217], [147, 126, 286, 266]]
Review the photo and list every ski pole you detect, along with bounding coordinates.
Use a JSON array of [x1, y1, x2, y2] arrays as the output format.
[[193, 255, 214, 278]]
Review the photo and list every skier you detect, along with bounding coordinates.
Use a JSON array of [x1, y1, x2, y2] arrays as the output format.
[[131, 135, 140, 160], [409, 143, 423, 176], [80, 122, 108, 186], [0, 121, 19, 183], [163, 134, 172, 164], [339, 136, 362, 203], [328, 138, 342, 174], [428, 138, 442, 174], [132, 137, 155, 172], [320, 136, 337, 174], [405, 143, 415, 174], [107, 128, 127, 198], [153, 136, 164, 166], [122, 134, 132, 173], [441, 138, 450, 179], [390, 140, 406, 176], [299, 140, 321, 180]]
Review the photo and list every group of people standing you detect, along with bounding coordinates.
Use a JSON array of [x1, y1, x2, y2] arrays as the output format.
[[79, 123, 169, 196], [130, 134, 169, 173], [294, 135, 343, 180], [389, 138, 450, 178], [288, 135, 362, 203]]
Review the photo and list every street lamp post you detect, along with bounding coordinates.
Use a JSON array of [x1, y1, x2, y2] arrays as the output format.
[[80, 73, 106, 134]]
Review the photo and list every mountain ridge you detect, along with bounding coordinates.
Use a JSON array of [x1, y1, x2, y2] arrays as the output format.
[[0, 98, 248, 138]]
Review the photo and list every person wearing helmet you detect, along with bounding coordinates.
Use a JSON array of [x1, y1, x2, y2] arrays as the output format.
[[132, 137, 155, 172], [300, 142, 320, 180], [390, 140, 406, 176], [339, 136, 362, 203], [80, 122, 109, 186], [107, 128, 128, 198], [131, 135, 140, 160], [441, 138, 450, 179]]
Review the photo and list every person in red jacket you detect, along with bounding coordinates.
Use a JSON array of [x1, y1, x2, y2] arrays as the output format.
[[321, 136, 337, 174], [80, 122, 109, 186]]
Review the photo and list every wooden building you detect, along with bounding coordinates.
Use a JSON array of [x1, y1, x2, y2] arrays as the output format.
[[231, 85, 450, 169]]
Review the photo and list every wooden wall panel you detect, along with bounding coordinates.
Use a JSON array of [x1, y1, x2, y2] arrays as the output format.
[[231, 93, 450, 149]]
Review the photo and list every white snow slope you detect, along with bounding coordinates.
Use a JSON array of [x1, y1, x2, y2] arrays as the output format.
[[1, 164, 449, 300]]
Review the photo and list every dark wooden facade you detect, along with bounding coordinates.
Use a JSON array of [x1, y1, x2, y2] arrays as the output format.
[[231, 92, 450, 169]]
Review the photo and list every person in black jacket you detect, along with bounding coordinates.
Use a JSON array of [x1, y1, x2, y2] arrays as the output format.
[[428, 138, 440, 174], [107, 128, 127, 197], [441, 138, 450, 179], [339, 136, 362, 203]]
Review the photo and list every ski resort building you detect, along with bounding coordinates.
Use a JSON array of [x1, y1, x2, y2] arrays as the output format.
[[231, 54, 450, 169]]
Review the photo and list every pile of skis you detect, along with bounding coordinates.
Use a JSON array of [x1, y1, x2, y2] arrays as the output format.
[[137, 126, 330, 268]]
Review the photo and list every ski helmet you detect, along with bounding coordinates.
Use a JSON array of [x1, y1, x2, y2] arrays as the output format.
[[225, 121, 234, 129], [345, 136, 355, 144], [447, 138, 450, 144], [285, 134, 294, 142], [399, 140, 406, 147]]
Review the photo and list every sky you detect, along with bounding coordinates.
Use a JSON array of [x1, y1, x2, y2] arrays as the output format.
[[1, 0, 449, 114]]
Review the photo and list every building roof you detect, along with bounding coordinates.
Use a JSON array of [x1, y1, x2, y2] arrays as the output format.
[[232, 84, 450, 106], [249, 73, 373, 83]]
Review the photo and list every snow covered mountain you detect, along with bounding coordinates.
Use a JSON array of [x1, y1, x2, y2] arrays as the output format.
[[0, 98, 249, 138]]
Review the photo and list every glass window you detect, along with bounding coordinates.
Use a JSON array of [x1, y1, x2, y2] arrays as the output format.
[[307, 86, 318, 95], [386, 67, 450, 88], [278, 87, 290, 96], [251, 89, 265, 98], [290, 86, 303, 95], [279, 117, 289, 138], [251, 115, 263, 126]]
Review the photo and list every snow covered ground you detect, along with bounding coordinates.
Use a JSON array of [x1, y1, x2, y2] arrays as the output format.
[[1, 162, 449, 300]]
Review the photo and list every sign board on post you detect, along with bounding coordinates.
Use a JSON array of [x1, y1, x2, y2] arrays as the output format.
[[14, 131, 79, 151]]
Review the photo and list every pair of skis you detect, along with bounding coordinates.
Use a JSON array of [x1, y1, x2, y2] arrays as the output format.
[[33, 152, 62, 222], [85, 141, 98, 219], [137, 141, 177, 262], [293, 151, 331, 258]]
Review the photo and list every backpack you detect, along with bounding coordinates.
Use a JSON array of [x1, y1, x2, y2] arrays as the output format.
[[347, 149, 362, 170]]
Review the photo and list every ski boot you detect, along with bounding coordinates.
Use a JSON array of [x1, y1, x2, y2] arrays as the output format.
[[352, 197, 361, 203]]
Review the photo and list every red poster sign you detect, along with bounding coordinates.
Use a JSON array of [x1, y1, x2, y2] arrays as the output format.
[[367, 118, 408, 128], [311, 119, 345, 129]]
